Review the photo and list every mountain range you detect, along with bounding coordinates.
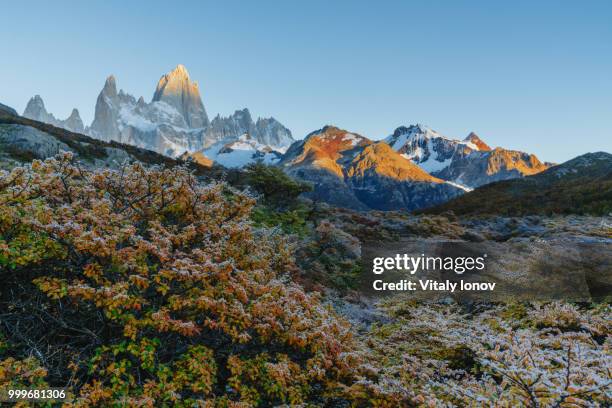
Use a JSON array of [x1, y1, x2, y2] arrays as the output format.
[[1, 103, 608, 215], [23, 65, 294, 157], [279, 126, 464, 210], [273, 124, 554, 210], [10, 64, 573, 211], [23, 95, 85, 133]]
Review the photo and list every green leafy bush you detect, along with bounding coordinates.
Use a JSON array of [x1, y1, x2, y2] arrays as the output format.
[[251, 204, 311, 236], [243, 163, 312, 208]]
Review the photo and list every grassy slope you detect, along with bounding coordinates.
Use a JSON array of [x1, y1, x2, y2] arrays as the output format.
[[422, 152, 612, 217]]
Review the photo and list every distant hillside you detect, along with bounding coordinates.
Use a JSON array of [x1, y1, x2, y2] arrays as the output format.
[[0, 110, 170, 165], [422, 152, 612, 216]]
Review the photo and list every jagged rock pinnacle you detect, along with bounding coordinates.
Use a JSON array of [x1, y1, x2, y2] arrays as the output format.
[[152, 65, 209, 128], [102, 75, 118, 98]]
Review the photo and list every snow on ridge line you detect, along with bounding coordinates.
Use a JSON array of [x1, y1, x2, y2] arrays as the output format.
[[388, 125, 483, 152], [342, 133, 362, 146], [445, 180, 473, 192], [199, 134, 282, 168]]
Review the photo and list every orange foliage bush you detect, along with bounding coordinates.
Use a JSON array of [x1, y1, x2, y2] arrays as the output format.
[[0, 153, 381, 406]]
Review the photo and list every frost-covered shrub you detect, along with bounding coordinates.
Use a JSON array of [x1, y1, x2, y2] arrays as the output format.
[[1, 153, 609, 406], [0, 153, 378, 406], [296, 220, 363, 292], [407, 215, 465, 238], [364, 300, 611, 406], [529, 301, 583, 331]]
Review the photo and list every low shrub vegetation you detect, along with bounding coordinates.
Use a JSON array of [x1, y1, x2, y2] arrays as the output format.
[[243, 163, 312, 208], [0, 153, 609, 406], [0, 153, 377, 406]]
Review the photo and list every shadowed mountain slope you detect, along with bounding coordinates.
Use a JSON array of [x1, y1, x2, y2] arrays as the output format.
[[422, 152, 612, 216]]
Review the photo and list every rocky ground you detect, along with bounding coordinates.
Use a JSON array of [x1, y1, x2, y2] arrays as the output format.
[[293, 204, 611, 322], [295, 208, 611, 405]]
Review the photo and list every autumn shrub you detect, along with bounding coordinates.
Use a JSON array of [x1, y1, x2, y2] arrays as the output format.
[[406, 215, 465, 238], [0, 153, 387, 406], [529, 302, 583, 331], [0, 334, 51, 407], [3, 153, 607, 407]]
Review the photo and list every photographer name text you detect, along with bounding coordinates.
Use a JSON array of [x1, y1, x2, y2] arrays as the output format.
[[372, 279, 495, 292]]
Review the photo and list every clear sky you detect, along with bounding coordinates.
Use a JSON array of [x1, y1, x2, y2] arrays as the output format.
[[2, 0, 610, 163]]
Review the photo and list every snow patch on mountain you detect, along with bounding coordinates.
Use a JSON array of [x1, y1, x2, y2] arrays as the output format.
[[202, 134, 282, 168], [118, 105, 157, 132], [445, 180, 473, 192], [343, 133, 362, 146], [418, 154, 453, 173]]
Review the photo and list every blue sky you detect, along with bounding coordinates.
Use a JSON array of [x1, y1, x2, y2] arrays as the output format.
[[2, 0, 610, 162]]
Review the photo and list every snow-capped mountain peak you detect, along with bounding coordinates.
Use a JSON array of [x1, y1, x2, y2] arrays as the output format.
[[386, 124, 467, 149], [464, 132, 492, 151], [79, 65, 294, 158], [385, 124, 549, 188], [384, 124, 475, 173]]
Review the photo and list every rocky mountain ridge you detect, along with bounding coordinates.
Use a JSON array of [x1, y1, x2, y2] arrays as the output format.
[[23, 95, 85, 133], [206, 108, 292, 151], [2, 102, 608, 214], [279, 126, 464, 210], [24, 65, 294, 158], [385, 124, 549, 188], [0, 103, 17, 116]]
